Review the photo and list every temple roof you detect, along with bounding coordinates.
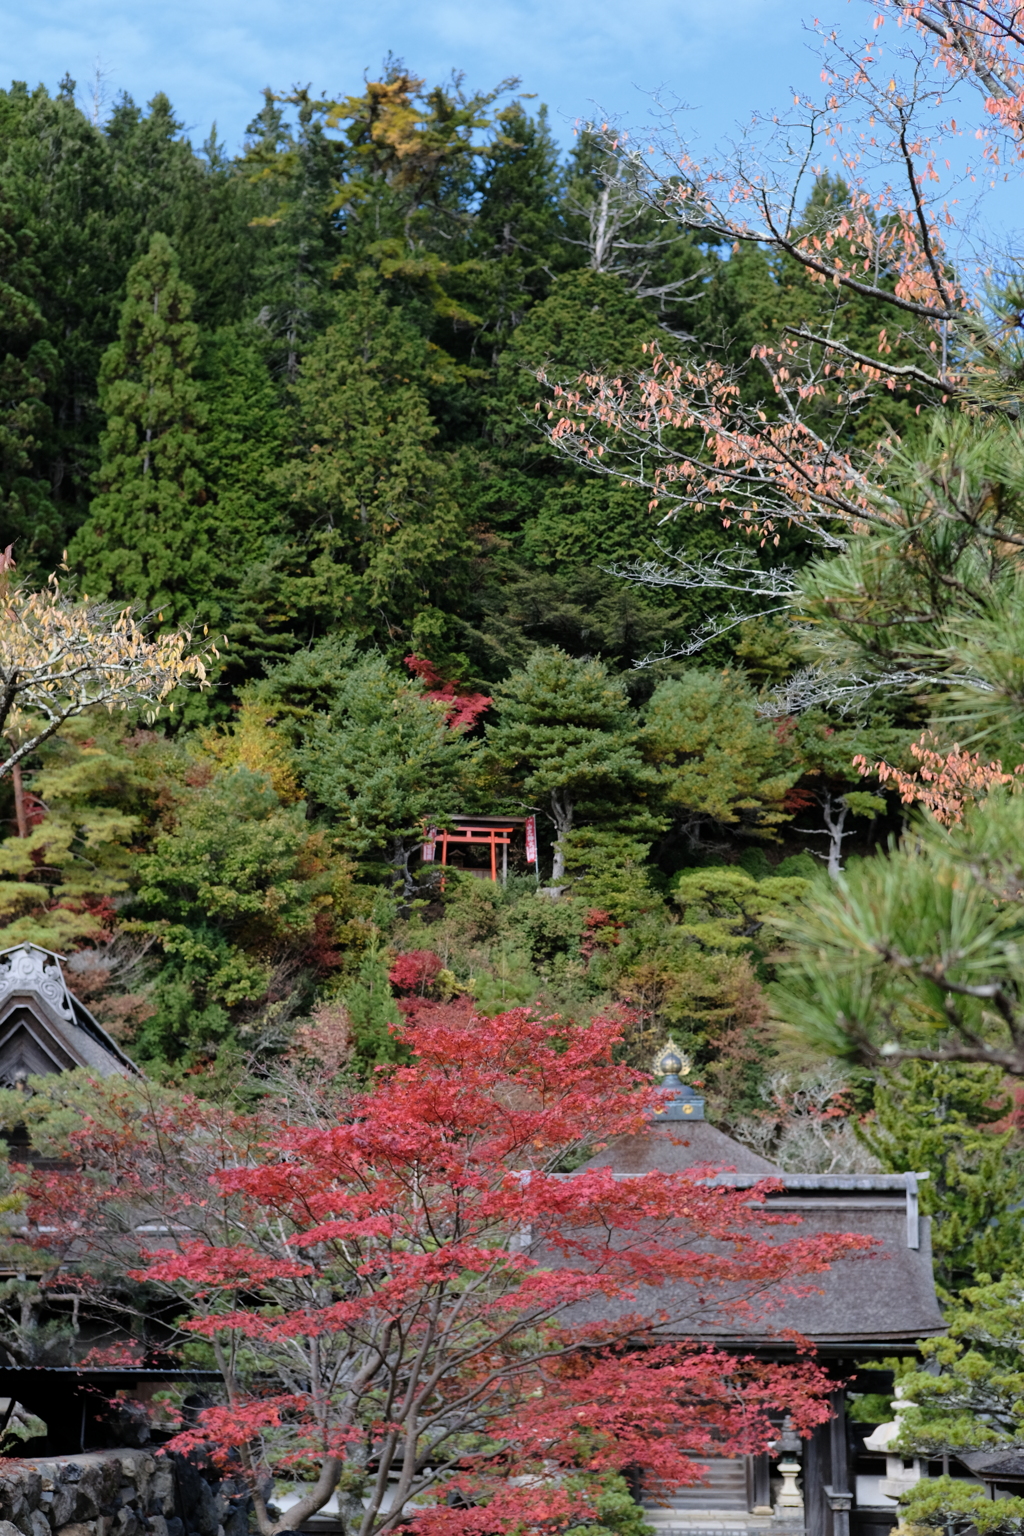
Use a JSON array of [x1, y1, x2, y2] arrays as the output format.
[[0, 944, 140, 1083], [960, 1449, 1024, 1484], [583, 1119, 783, 1180], [568, 1114, 945, 1355]]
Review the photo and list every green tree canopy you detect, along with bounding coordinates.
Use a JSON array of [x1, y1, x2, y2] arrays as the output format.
[[0, 200, 58, 564], [281, 645, 475, 895], [274, 273, 472, 661], [134, 764, 355, 1063], [767, 413, 1024, 1066], [486, 648, 661, 884], [859, 1061, 1024, 1300], [888, 1277, 1024, 1535], [771, 777, 1024, 1075], [70, 232, 210, 621], [643, 670, 799, 841]]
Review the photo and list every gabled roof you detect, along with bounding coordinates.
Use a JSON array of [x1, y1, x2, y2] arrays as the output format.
[[0, 944, 140, 1082]]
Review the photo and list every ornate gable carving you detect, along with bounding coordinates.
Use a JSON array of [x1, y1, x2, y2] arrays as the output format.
[[0, 945, 74, 1023], [0, 944, 138, 1083]]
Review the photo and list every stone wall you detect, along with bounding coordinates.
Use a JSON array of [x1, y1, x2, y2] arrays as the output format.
[[0, 1450, 251, 1536]]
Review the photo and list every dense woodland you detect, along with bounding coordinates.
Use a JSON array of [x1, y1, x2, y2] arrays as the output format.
[[0, 65, 927, 1092], [6, 3, 1024, 1529]]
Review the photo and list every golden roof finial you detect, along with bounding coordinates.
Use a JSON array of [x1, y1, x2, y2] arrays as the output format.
[[652, 1039, 691, 1080]]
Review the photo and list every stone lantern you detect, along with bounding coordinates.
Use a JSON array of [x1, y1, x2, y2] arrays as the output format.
[[863, 1386, 926, 1511], [773, 1416, 805, 1519]]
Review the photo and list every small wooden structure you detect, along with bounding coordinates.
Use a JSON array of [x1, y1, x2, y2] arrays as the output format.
[[421, 816, 528, 883]]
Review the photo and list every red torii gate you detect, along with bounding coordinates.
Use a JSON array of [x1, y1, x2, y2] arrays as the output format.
[[421, 817, 528, 883]]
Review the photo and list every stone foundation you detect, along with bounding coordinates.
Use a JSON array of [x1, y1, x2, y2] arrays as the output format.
[[0, 1450, 251, 1536], [642, 1515, 805, 1536]]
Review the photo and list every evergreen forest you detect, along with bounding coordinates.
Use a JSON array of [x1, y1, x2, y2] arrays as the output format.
[[6, 7, 1024, 1528], [0, 64, 911, 1095]]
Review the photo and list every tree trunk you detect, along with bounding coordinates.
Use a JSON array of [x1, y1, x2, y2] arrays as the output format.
[[11, 762, 28, 838], [273, 1456, 343, 1533], [391, 836, 416, 901], [550, 790, 573, 883], [822, 792, 849, 881]]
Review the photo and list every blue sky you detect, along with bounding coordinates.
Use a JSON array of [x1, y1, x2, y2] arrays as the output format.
[[8, 0, 817, 156], [8, 0, 1019, 252]]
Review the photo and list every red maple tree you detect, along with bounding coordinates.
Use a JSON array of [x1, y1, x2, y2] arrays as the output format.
[[404, 654, 491, 733], [388, 948, 444, 995], [24, 1010, 871, 1536]]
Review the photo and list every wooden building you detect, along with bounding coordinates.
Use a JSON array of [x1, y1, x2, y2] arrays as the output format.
[[570, 1054, 946, 1536], [0, 942, 139, 1084], [0, 944, 215, 1455]]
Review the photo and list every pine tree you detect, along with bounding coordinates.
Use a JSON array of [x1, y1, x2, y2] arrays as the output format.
[[473, 270, 709, 669], [859, 1061, 1024, 1300], [0, 200, 59, 566], [134, 763, 358, 1064], [0, 83, 128, 563], [0, 714, 147, 951], [288, 646, 474, 896], [644, 670, 800, 840], [104, 92, 259, 333], [340, 939, 405, 1078], [70, 232, 210, 621], [235, 88, 339, 379], [193, 323, 292, 678], [486, 648, 662, 885], [884, 1278, 1024, 1534], [459, 103, 570, 359], [0, 85, 259, 566], [275, 272, 472, 660]]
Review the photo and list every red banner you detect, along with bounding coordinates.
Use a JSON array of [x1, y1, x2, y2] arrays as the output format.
[[525, 815, 538, 866]]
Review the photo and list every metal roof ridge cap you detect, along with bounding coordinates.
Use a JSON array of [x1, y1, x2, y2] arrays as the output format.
[[777, 1174, 909, 1187], [696, 1173, 920, 1196]]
